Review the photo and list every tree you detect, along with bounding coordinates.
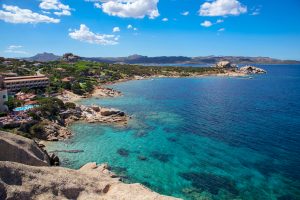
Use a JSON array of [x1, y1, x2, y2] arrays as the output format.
[[4, 96, 23, 111]]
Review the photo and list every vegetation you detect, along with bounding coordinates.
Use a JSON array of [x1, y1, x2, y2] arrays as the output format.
[[4, 96, 24, 110], [1, 56, 223, 97]]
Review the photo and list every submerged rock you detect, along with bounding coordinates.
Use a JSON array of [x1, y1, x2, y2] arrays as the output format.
[[138, 155, 148, 161], [150, 151, 173, 163], [178, 172, 238, 196], [117, 148, 130, 157]]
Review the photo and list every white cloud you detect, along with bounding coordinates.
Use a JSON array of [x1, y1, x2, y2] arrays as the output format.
[[218, 28, 225, 31], [201, 20, 213, 27], [69, 24, 119, 45], [54, 9, 71, 16], [40, 0, 72, 16], [199, 0, 247, 16], [0, 4, 60, 24], [95, 0, 159, 19], [113, 26, 120, 32], [94, 3, 102, 8], [4, 45, 28, 54], [162, 18, 168, 22], [181, 11, 189, 16], [127, 24, 138, 31], [216, 19, 224, 23]]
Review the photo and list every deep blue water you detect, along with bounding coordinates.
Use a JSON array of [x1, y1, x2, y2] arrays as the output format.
[[47, 65, 300, 200]]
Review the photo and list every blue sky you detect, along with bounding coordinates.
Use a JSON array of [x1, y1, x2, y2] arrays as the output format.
[[0, 0, 300, 60]]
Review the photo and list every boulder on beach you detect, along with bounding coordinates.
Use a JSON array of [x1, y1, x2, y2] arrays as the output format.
[[0, 131, 50, 166]]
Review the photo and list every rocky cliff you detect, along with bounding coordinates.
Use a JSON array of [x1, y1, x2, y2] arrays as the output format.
[[0, 131, 50, 166], [0, 132, 180, 200]]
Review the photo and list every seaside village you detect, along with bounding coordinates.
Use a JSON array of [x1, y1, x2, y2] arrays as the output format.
[[0, 56, 128, 141]]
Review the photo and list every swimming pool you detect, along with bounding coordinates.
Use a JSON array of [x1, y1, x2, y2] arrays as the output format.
[[13, 105, 37, 112]]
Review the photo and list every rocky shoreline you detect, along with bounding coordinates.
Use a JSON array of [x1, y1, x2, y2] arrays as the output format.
[[51, 63, 266, 141], [39, 104, 128, 142], [0, 131, 179, 200]]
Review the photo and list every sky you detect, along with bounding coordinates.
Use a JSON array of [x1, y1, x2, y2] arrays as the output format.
[[0, 0, 300, 60]]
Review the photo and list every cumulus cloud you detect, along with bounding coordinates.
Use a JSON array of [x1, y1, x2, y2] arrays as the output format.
[[201, 20, 213, 27], [0, 4, 60, 24], [94, 0, 159, 19], [218, 28, 225, 31], [39, 0, 72, 16], [162, 18, 168, 22], [199, 0, 247, 16], [181, 11, 189, 16], [133, 27, 138, 31], [113, 26, 120, 32], [69, 24, 119, 45], [4, 45, 28, 54]]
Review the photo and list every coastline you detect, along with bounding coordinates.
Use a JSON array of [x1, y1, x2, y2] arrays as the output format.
[[52, 71, 250, 141]]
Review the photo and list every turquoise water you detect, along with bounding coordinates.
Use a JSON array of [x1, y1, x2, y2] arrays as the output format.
[[13, 104, 37, 112], [46, 65, 300, 200]]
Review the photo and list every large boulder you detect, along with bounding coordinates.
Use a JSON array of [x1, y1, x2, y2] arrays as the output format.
[[215, 61, 235, 68], [101, 108, 124, 116], [239, 66, 267, 74], [0, 161, 180, 200], [0, 131, 50, 166]]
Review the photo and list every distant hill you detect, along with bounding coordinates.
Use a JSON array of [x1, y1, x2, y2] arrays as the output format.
[[85, 55, 300, 65], [25, 53, 60, 62], [24, 53, 300, 64]]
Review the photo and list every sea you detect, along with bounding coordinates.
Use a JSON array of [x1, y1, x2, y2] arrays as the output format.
[[46, 65, 300, 200]]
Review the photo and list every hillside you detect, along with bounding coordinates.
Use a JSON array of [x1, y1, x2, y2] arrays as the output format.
[[23, 53, 300, 64]]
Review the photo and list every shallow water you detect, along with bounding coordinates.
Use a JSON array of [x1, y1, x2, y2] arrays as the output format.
[[46, 65, 300, 200]]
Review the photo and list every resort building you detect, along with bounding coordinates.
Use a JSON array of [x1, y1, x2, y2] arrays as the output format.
[[0, 89, 8, 112], [0, 75, 49, 93]]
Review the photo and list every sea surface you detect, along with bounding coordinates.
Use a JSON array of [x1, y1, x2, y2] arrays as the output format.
[[46, 65, 300, 200]]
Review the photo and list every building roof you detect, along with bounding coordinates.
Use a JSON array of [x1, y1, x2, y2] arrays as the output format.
[[4, 77, 49, 84], [4, 75, 47, 81]]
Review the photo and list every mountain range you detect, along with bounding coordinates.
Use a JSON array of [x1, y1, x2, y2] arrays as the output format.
[[24, 53, 300, 65]]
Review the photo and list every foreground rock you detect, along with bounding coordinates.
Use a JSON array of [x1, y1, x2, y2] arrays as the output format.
[[0, 161, 179, 200], [0, 131, 50, 166], [0, 132, 180, 199], [239, 66, 267, 74]]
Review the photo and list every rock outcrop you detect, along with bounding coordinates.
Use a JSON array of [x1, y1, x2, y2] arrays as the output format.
[[215, 61, 237, 69], [0, 131, 50, 166], [239, 66, 267, 74], [0, 132, 178, 199], [0, 161, 179, 200]]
